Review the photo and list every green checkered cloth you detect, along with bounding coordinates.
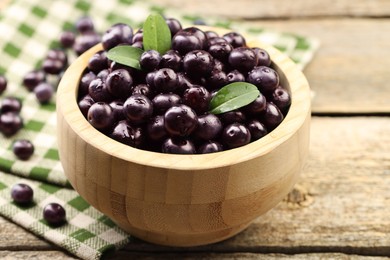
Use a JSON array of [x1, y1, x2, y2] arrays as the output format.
[[0, 0, 319, 259]]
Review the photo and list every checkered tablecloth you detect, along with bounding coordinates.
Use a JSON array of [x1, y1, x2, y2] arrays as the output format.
[[0, 0, 319, 259]]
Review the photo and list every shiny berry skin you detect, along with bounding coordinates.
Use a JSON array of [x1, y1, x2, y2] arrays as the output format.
[[182, 27, 208, 49], [227, 70, 245, 83], [11, 183, 33, 204], [140, 50, 162, 71], [198, 141, 223, 154], [228, 47, 257, 73], [243, 94, 267, 115], [79, 71, 96, 97], [172, 31, 203, 55], [183, 50, 214, 77], [270, 86, 291, 114], [47, 49, 67, 64], [13, 139, 34, 160], [23, 70, 46, 92], [73, 33, 101, 55], [247, 66, 280, 93], [123, 94, 153, 124], [60, 31, 75, 48], [176, 72, 194, 94], [110, 120, 143, 148], [109, 100, 125, 121], [131, 84, 153, 98], [253, 47, 271, 66], [166, 18, 182, 36], [0, 75, 7, 95], [147, 115, 168, 141], [1, 97, 22, 113], [160, 50, 182, 71], [88, 78, 112, 102], [164, 104, 198, 136], [87, 102, 114, 130], [43, 203, 66, 226], [221, 123, 251, 149], [260, 102, 284, 130], [78, 95, 95, 117], [76, 16, 94, 34], [42, 59, 64, 75], [0, 112, 23, 137], [102, 23, 133, 51], [182, 86, 211, 114], [106, 69, 133, 98], [153, 68, 179, 93], [132, 29, 143, 43], [247, 120, 268, 141], [162, 137, 196, 154], [205, 31, 218, 39], [88, 51, 108, 74], [208, 37, 227, 46], [219, 110, 246, 125], [208, 42, 233, 63], [223, 32, 246, 48], [152, 93, 181, 115], [206, 69, 228, 90], [194, 114, 222, 140], [34, 82, 54, 104]]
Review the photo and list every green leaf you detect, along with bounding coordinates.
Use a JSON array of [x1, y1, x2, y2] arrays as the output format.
[[106, 45, 143, 70], [209, 82, 260, 114], [143, 13, 171, 55]]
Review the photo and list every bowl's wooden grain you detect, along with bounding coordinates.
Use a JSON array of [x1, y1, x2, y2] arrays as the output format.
[[56, 27, 311, 246]]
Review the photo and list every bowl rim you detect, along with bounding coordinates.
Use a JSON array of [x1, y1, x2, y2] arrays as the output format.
[[56, 26, 311, 170]]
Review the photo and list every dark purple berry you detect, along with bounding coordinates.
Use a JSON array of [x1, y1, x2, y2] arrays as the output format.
[[270, 86, 291, 114], [160, 50, 182, 71], [102, 23, 133, 51], [73, 33, 101, 55], [76, 16, 94, 34], [79, 71, 96, 97], [78, 95, 95, 118], [243, 94, 267, 115], [60, 31, 75, 48], [88, 78, 112, 102], [152, 93, 181, 115], [109, 100, 125, 121], [253, 47, 271, 66], [97, 69, 110, 81], [172, 31, 202, 55], [110, 120, 143, 148], [145, 71, 157, 89], [42, 59, 64, 75], [0, 75, 7, 95], [182, 86, 211, 114], [109, 61, 134, 75], [153, 68, 178, 93], [105, 69, 133, 98], [34, 83, 54, 104], [208, 42, 233, 63], [223, 32, 246, 48], [260, 102, 284, 130], [88, 51, 108, 74], [123, 94, 153, 124], [247, 66, 280, 93], [176, 72, 195, 94], [23, 70, 46, 92], [208, 37, 227, 46], [0, 112, 23, 137], [1, 97, 22, 113], [132, 29, 143, 43], [182, 27, 208, 49], [131, 84, 153, 98], [140, 50, 162, 71], [11, 183, 33, 204], [43, 203, 66, 226], [13, 139, 34, 160], [194, 114, 222, 140], [226, 70, 245, 83], [147, 115, 168, 141], [205, 31, 218, 39], [219, 110, 246, 124], [183, 50, 214, 77], [198, 141, 223, 154], [166, 18, 182, 36], [247, 120, 268, 141], [228, 47, 257, 73], [206, 69, 228, 90], [46, 49, 67, 64], [222, 123, 251, 149], [162, 137, 196, 154], [87, 102, 114, 130], [164, 104, 198, 136]]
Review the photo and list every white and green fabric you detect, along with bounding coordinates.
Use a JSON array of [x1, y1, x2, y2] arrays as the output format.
[[0, 0, 319, 259]]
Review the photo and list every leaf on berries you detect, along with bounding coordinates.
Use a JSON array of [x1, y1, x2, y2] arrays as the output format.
[[106, 45, 143, 70], [209, 82, 260, 114], [143, 13, 171, 55]]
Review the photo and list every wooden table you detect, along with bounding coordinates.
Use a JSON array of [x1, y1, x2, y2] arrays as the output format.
[[1, 0, 390, 259]]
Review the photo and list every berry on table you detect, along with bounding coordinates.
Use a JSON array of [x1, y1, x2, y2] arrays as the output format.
[[43, 203, 66, 226], [13, 139, 34, 160], [11, 183, 34, 205]]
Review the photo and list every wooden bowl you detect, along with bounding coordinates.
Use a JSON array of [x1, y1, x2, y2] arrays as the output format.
[[56, 27, 311, 247]]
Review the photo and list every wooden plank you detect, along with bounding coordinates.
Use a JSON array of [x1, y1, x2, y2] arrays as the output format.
[[246, 18, 390, 114], [2, 117, 389, 257], [148, 0, 390, 19], [0, 251, 77, 259]]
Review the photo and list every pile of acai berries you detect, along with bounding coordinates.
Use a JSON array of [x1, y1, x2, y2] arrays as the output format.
[[78, 16, 291, 154]]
